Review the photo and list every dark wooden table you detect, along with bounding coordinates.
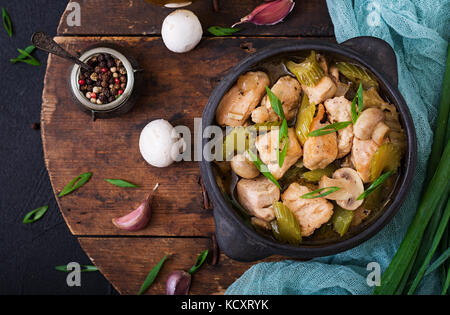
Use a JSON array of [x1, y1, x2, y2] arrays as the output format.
[[41, 0, 334, 294]]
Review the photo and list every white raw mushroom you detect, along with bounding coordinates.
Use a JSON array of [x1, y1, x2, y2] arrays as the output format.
[[161, 9, 203, 53], [139, 119, 186, 168]]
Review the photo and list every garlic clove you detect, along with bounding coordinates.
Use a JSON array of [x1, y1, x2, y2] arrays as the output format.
[[112, 183, 159, 231], [232, 0, 295, 28]]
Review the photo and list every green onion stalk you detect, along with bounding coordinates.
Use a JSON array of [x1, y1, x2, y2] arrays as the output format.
[[373, 139, 450, 295], [403, 45, 450, 294]]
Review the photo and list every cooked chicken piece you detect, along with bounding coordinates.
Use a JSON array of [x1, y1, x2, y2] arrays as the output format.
[[282, 183, 334, 237], [318, 168, 364, 210], [231, 152, 259, 179], [255, 128, 302, 180], [251, 106, 270, 124], [351, 138, 379, 183], [353, 108, 385, 140], [324, 96, 354, 158], [303, 104, 338, 170], [302, 76, 337, 105], [251, 216, 271, 230], [237, 176, 280, 221], [252, 76, 301, 123], [216, 71, 270, 126], [372, 122, 390, 145]]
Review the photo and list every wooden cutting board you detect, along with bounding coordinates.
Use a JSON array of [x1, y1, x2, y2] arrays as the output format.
[[41, 0, 334, 294]]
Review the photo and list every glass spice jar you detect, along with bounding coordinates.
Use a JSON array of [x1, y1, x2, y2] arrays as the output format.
[[69, 45, 142, 120]]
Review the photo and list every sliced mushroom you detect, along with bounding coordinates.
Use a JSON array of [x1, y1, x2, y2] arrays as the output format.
[[353, 108, 385, 140], [318, 168, 364, 210], [231, 152, 259, 179]]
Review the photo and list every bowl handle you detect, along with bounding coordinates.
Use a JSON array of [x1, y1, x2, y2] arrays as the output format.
[[341, 36, 398, 87], [214, 207, 273, 262]]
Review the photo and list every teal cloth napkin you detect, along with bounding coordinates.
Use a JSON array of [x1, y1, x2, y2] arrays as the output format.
[[226, 0, 449, 295]]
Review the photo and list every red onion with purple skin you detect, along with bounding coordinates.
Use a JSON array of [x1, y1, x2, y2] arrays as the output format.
[[166, 270, 192, 295], [165, 249, 209, 295]]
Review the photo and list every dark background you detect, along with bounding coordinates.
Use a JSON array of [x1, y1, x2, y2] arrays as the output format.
[[0, 0, 117, 294]]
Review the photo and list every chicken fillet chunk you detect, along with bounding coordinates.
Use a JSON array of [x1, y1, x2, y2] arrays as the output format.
[[216, 71, 270, 126], [282, 183, 334, 237]]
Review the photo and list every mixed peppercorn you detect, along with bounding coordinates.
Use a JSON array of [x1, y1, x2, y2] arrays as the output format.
[[78, 53, 128, 105]]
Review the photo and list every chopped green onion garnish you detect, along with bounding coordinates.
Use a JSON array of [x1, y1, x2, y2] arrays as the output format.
[[351, 83, 364, 123], [357, 171, 392, 200], [138, 255, 168, 295], [55, 265, 98, 272], [104, 179, 139, 188], [188, 250, 209, 275], [207, 26, 241, 36], [300, 186, 341, 199], [58, 172, 92, 197], [23, 206, 49, 224], [247, 150, 281, 189], [266, 86, 289, 167], [2, 7, 12, 37], [307, 121, 352, 137]]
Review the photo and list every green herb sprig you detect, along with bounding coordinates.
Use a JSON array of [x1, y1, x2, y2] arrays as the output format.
[[23, 206, 49, 224], [138, 255, 168, 295], [351, 83, 364, 124], [188, 250, 209, 275], [55, 265, 98, 272], [105, 179, 139, 188], [2, 7, 12, 37], [266, 86, 288, 168], [207, 26, 240, 36], [247, 150, 281, 189], [300, 186, 341, 199], [357, 171, 392, 200], [58, 172, 92, 197], [308, 121, 352, 137]]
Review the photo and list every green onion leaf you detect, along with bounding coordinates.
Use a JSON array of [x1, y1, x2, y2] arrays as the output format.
[[23, 206, 49, 224], [55, 265, 98, 272], [10, 45, 35, 64], [188, 250, 209, 275], [207, 26, 241, 36], [265, 86, 286, 121], [2, 7, 12, 37], [308, 121, 352, 137], [278, 119, 289, 168], [247, 150, 281, 189], [105, 179, 139, 188], [300, 186, 341, 199], [266, 86, 289, 167], [357, 171, 392, 200], [137, 255, 168, 295], [58, 172, 92, 197], [442, 267, 450, 295], [424, 247, 450, 277], [11, 48, 40, 66], [351, 83, 364, 123]]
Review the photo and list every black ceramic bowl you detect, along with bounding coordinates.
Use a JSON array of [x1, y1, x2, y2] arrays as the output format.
[[199, 37, 417, 262]]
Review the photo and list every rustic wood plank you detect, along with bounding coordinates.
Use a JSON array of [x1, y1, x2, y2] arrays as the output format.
[[57, 0, 333, 37], [78, 237, 285, 295], [42, 36, 333, 236]]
